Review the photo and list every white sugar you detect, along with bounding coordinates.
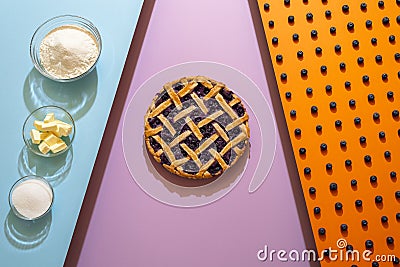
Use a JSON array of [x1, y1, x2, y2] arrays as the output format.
[[11, 179, 53, 219]]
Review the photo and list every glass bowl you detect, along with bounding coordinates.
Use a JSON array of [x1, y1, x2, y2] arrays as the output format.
[[9, 175, 54, 221], [22, 106, 75, 157], [30, 15, 102, 82]]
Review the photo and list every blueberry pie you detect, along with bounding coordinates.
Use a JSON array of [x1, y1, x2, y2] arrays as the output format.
[[144, 76, 250, 179]]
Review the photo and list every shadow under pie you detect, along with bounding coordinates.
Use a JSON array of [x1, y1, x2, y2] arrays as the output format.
[[143, 138, 249, 197]]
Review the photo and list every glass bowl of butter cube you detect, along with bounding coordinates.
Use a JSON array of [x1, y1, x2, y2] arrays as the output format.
[[23, 106, 75, 157]]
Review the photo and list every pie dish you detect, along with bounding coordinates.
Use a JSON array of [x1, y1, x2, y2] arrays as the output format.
[[144, 76, 250, 179]]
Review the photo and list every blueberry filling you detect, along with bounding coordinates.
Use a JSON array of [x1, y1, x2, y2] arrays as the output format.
[[206, 99, 219, 113], [180, 148, 188, 157], [149, 136, 162, 151], [172, 146, 184, 159], [172, 82, 184, 91], [182, 161, 199, 174], [215, 137, 227, 152], [182, 101, 191, 109], [237, 140, 245, 149], [155, 92, 169, 107], [194, 83, 210, 97], [218, 113, 233, 126], [228, 127, 241, 138], [190, 110, 200, 118], [148, 117, 162, 128], [162, 132, 173, 143], [181, 94, 191, 103], [161, 92, 169, 101], [222, 149, 233, 164], [193, 117, 203, 124], [160, 153, 170, 165], [233, 103, 245, 117], [208, 161, 222, 175], [162, 104, 175, 117], [200, 124, 216, 138], [181, 124, 190, 132], [220, 88, 233, 101], [184, 134, 200, 150]]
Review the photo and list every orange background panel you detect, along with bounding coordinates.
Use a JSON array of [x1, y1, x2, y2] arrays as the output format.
[[257, 0, 399, 266]]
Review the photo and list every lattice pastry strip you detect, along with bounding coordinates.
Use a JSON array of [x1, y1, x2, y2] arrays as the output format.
[[185, 117, 203, 140], [173, 106, 197, 122], [191, 92, 208, 114], [177, 79, 198, 97], [169, 130, 191, 148], [212, 122, 229, 142], [165, 85, 182, 110], [157, 114, 176, 136], [197, 110, 224, 128], [180, 143, 202, 168], [195, 134, 219, 155], [215, 94, 238, 119], [144, 76, 250, 179]]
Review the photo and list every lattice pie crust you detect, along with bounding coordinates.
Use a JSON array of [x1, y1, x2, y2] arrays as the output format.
[[144, 76, 250, 179]]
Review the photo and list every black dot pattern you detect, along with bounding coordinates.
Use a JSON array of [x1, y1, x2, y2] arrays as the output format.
[[260, 0, 400, 260]]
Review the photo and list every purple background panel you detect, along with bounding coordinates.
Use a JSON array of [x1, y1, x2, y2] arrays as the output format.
[[73, 1, 313, 266], [122, 61, 275, 207]]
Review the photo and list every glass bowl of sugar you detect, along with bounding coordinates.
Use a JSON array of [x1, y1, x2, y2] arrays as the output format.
[[9, 175, 54, 221], [30, 15, 102, 82]]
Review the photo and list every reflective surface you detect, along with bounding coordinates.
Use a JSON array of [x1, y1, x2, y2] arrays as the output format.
[[0, 0, 144, 266]]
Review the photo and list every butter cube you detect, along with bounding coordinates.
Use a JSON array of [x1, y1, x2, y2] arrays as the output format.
[[41, 122, 58, 132], [50, 126, 65, 137], [30, 129, 42, 144], [44, 113, 55, 123], [43, 133, 60, 147], [38, 141, 50, 154], [31, 113, 72, 155], [54, 120, 73, 136], [40, 132, 50, 139], [34, 120, 44, 131], [50, 140, 67, 153], [58, 126, 71, 136], [51, 127, 62, 137], [54, 120, 70, 126]]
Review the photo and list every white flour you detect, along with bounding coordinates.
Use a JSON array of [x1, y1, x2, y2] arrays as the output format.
[[39, 25, 99, 79], [12, 179, 53, 219]]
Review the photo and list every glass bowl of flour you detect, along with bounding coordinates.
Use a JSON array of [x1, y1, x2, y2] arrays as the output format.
[[9, 175, 54, 220], [30, 15, 102, 82]]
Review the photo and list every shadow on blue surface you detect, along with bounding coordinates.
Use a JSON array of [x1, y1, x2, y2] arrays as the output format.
[[23, 67, 98, 121], [18, 145, 73, 187], [4, 210, 52, 250]]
